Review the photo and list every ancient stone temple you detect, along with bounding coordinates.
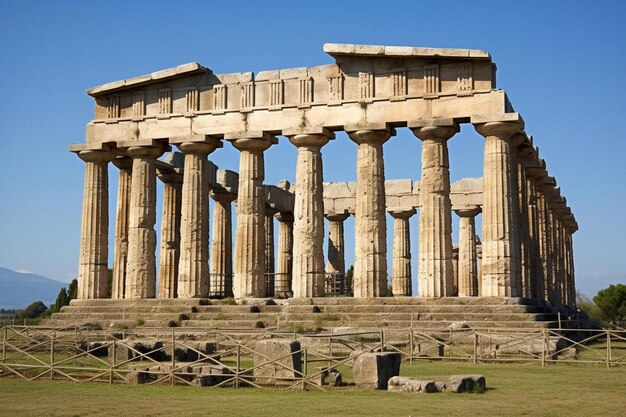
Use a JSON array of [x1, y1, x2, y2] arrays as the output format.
[[69, 43, 578, 310]]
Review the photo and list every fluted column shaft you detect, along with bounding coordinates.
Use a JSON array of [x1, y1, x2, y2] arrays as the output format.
[[456, 208, 481, 297], [475, 121, 523, 297], [348, 128, 392, 297], [288, 132, 332, 298], [412, 122, 458, 297], [210, 192, 236, 297], [175, 141, 219, 298], [112, 158, 132, 299], [390, 209, 415, 296], [275, 213, 294, 297], [232, 137, 273, 298], [125, 145, 165, 299], [76, 149, 114, 299], [157, 172, 182, 299], [275, 212, 294, 297], [514, 151, 532, 298], [264, 207, 278, 297], [526, 175, 544, 301], [326, 213, 349, 293]]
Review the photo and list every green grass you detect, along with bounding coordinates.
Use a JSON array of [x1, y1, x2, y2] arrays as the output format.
[[0, 361, 624, 417]]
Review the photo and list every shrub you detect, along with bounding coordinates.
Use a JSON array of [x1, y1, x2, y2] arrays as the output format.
[[249, 306, 260, 313], [178, 314, 189, 321], [593, 284, 626, 322], [167, 320, 178, 328], [255, 321, 265, 329]]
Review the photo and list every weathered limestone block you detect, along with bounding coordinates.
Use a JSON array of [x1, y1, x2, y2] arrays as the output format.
[[314, 367, 343, 386], [253, 339, 302, 385], [352, 352, 401, 389], [169, 341, 217, 362], [108, 340, 166, 362], [447, 375, 486, 393], [126, 365, 149, 384], [191, 365, 233, 387], [388, 376, 438, 393]]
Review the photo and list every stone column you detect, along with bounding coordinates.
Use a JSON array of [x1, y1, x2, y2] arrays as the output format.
[[347, 126, 394, 298], [411, 120, 459, 297], [264, 207, 278, 297], [111, 157, 132, 299], [157, 171, 183, 299], [209, 191, 236, 297], [513, 139, 532, 299], [287, 130, 333, 298], [537, 183, 552, 301], [124, 144, 166, 299], [275, 212, 294, 298], [455, 207, 481, 297], [474, 116, 523, 297], [175, 140, 220, 299], [326, 213, 349, 294], [230, 134, 275, 298], [524, 158, 545, 302], [75, 148, 114, 299], [389, 209, 415, 297]]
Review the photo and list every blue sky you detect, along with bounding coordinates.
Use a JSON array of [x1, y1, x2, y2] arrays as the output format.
[[0, 0, 624, 298]]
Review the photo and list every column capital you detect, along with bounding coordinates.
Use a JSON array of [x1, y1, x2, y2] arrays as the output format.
[[325, 212, 350, 222], [265, 205, 279, 216], [474, 120, 523, 138], [157, 171, 183, 184], [226, 131, 277, 152], [175, 137, 222, 155], [275, 211, 294, 223], [210, 190, 236, 203], [409, 118, 459, 141], [77, 149, 115, 163], [388, 208, 416, 219], [112, 156, 133, 170], [287, 129, 334, 149], [346, 124, 395, 145], [454, 206, 481, 218]]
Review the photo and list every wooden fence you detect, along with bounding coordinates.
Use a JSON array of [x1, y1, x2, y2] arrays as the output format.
[[0, 326, 624, 389]]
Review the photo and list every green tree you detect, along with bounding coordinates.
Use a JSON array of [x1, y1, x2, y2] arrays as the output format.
[[15, 301, 48, 319], [593, 284, 626, 321], [68, 279, 78, 300], [576, 291, 602, 320]]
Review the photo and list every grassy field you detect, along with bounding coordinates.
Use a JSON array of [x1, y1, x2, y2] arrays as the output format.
[[0, 361, 624, 417]]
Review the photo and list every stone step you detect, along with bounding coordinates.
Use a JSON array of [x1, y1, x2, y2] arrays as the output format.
[[59, 306, 196, 314], [190, 312, 553, 322], [284, 297, 540, 306], [180, 319, 558, 330], [191, 304, 546, 314], [69, 299, 201, 307]]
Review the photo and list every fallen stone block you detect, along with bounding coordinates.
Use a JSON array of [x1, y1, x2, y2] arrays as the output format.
[[387, 376, 439, 393], [314, 367, 343, 387], [253, 339, 302, 385], [191, 365, 233, 386], [353, 352, 401, 389], [126, 365, 149, 384], [170, 341, 217, 362], [447, 375, 486, 393], [109, 340, 166, 362]]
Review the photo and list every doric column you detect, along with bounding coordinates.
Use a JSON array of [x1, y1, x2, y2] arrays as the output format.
[[174, 139, 221, 299], [157, 170, 183, 299], [264, 206, 278, 297], [275, 212, 294, 298], [209, 191, 236, 297], [326, 212, 349, 294], [455, 207, 481, 297], [111, 157, 132, 299], [123, 143, 167, 299], [75, 148, 114, 299], [411, 119, 459, 297], [287, 129, 333, 298], [524, 155, 545, 302], [474, 115, 524, 297], [347, 125, 394, 298], [389, 209, 415, 297], [513, 136, 532, 299], [229, 133, 276, 298], [540, 177, 558, 304]]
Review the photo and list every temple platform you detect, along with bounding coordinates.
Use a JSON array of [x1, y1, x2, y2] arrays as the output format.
[[46, 297, 574, 331]]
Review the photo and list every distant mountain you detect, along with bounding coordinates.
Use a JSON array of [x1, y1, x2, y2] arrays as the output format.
[[0, 267, 68, 309]]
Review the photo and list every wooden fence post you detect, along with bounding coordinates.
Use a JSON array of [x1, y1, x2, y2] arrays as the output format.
[[2, 327, 6, 361], [303, 349, 308, 391], [171, 328, 175, 386], [50, 331, 55, 380], [235, 344, 241, 388], [409, 330, 414, 365], [473, 331, 478, 364], [606, 331, 612, 369], [541, 329, 546, 367]]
